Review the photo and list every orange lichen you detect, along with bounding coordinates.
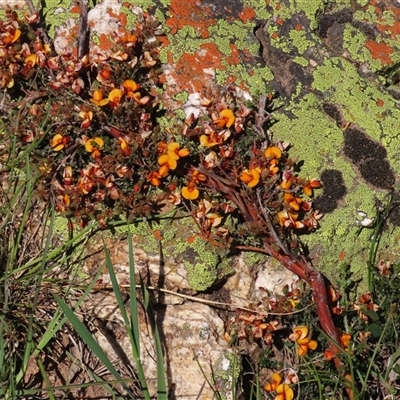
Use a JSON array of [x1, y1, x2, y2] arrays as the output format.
[[165, 0, 214, 37], [238, 7, 256, 23], [365, 40, 394, 66], [163, 43, 224, 92]]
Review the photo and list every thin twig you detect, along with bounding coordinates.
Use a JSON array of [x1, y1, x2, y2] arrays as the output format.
[[88, 283, 313, 317], [254, 94, 271, 143], [256, 188, 290, 255], [25, 0, 52, 47]]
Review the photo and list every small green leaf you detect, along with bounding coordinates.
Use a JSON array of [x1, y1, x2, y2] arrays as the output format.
[[367, 323, 382, 338], [366, 309, 379, 322]]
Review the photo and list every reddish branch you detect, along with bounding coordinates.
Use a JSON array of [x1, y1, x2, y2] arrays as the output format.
[[198, 166, 343, 365]]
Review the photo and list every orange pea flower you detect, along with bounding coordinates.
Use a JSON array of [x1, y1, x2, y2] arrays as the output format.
[[303, 179, 322, 196], [192, 170, 207, 185], [277, 210, 304, 229], [264, 372, 282, 392], [158, 142, 189, 171], [118, 137, 130, 156], [123, 32, 137, 43], [240, 168, 261, 188], [25, 53, 38, 67], [200, 131, 220, 147], [122, 79, 140, 98], [182, 181, 199, 200], [147, 171, 162, 187], [265, 146, 282, 159], [340, 333, 352, 351], [264, 373, 294, 400], [158, 154, 177, 170], [2, 28, 21, 45], [50, 133, 70, 151], [79, 110, 93, 128], [214, 109, 235, 128], [290, 326, 318, 357], [108, 88, 123, 108], [276, 383, 294, 400], [85, 137, 104, 158], [167, 142, 190, 160], [56, 194, 70, 213], [158, 164, 170, 177], [283, 193, 303, 211], [90, 89, 109, 106]]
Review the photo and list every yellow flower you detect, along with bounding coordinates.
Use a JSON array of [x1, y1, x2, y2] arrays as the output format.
[[158, 142, 189, 171], [25, 53, 38, 67], [265, 146, 282, 159], [85, 137, 104, 158], [147, 171, 161, 187], [200, 131, 219, 147], [108, 88, 123, 108], [275, 383, 294, 400], [50, 133, 70, 151], [291, 326, 318, 357], [214, 109, 235, 128], [122, 79, 139, 98], [182, 182, 199, 200], [90, 89, 109, 106], [239, 168, 261, 188], [79, 110, 93, 129]]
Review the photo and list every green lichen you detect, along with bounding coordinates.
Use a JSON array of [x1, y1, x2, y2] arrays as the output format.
[[173, 91, 189, 103], [380, 10, 396, 26], [115, 214, 232, 291], [342, 26, 370, 64], [269, 53, 400, 285], [242, 0, 271, 21], [181, 237, 219, 291], [40, 0, 88, 38], [216, 64, 273, 97], [293, 56, 309, 67], [289, 29, 311, 54], [157, 114, 184, 132], [209, 20, 259, 56], [268, 0, 326, 30], [213, 352, 241, 399], [160, 25, 205, 63], [242, 251, 266, 269], [91, 34, 100, 46]]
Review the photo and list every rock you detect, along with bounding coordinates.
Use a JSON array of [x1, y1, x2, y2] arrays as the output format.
[[86, 291, 240, 400]]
